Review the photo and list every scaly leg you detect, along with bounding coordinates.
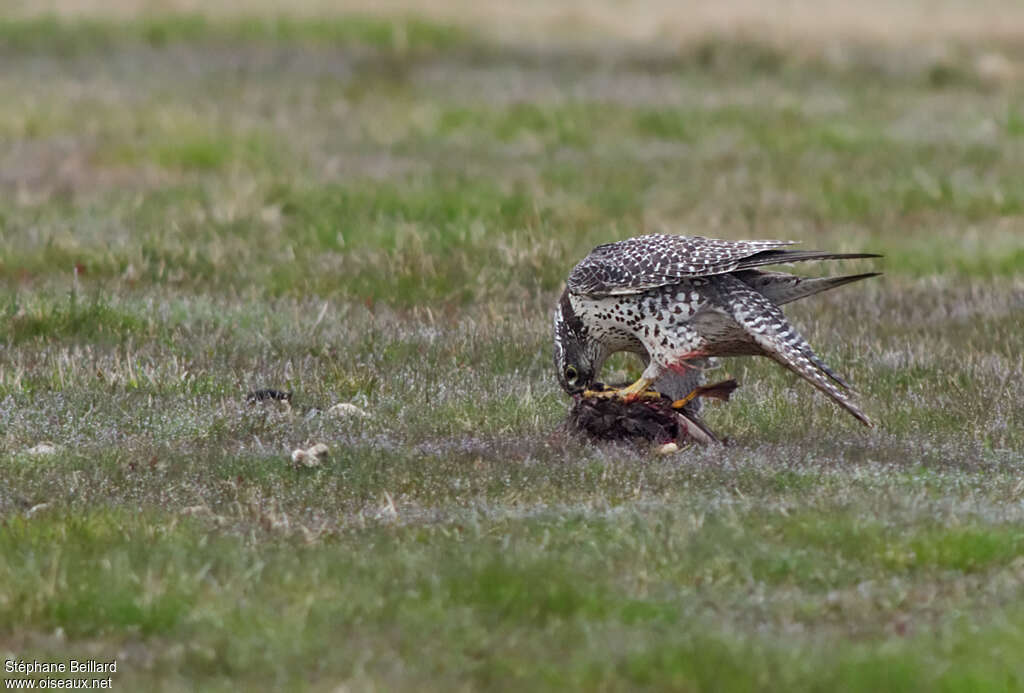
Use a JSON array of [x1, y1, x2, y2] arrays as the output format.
[[583, 376, 660, 402], [670, 387, 702, 410], [671, 378, 739, 410]]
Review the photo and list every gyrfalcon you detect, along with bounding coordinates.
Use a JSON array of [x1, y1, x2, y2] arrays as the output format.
[[553, 233, 880, 427]]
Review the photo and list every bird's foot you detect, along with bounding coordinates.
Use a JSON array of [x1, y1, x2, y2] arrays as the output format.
[[671, 378, 739, 409], [583, 387, 662, 402], [670, 389, 701, 410], [583, 377, 660, 403]]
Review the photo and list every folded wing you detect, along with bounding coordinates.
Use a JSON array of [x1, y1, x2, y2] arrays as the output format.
[[568, 233, 879, 297]]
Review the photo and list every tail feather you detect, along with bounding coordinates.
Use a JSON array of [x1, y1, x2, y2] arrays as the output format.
[[735, 249, 881, 273], [736, 270, 882, 307], [803, 350, 855, 391], [718, 275, 873, 427]]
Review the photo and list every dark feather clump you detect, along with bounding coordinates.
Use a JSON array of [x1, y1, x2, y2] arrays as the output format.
[[569, 396, 682, 444], [567, 379, 738, 445]]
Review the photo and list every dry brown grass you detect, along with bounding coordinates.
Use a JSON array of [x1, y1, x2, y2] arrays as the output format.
[[11, 0, 1024, 44]]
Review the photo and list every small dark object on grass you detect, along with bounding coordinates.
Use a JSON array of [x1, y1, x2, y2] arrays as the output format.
[[569, 379, 738, 446], [247, 389, 293, 404]]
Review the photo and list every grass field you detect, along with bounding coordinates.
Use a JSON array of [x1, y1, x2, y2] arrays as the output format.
[[2, 3, 1023, 690]]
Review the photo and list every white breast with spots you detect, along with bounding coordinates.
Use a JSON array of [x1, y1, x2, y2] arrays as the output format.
[[569, 293, 646, 353], [570, 282, 712, 359]]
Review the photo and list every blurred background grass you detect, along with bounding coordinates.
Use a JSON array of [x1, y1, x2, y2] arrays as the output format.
[[2, 0, 1022, 304]]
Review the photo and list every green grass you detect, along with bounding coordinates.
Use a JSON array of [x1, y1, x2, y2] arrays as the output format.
[[0, 14, 469, 54], [3, 508, 1024, 690], [1, 9, 1023, 692]]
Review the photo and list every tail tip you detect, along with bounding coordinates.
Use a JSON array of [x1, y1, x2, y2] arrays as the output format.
[[854, 410, 874, 428]]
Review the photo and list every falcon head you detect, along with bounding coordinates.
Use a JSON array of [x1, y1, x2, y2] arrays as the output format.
[[553, 288, 600, 394]]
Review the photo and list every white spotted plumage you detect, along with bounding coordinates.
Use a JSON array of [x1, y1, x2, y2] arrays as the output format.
[[556, 233, 881, 427]]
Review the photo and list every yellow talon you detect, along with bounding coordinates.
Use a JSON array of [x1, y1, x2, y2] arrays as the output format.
[[618, 376, 655, 399], [671, 389, 702, 410], [671, 378, 740, 409], [584, 377, 659, 402]]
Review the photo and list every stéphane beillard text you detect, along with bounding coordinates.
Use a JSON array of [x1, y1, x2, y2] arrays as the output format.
[[4, 659, 117, 674]]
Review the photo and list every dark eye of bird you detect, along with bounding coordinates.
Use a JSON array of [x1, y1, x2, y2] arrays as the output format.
[[565, 365, 579, 384]]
